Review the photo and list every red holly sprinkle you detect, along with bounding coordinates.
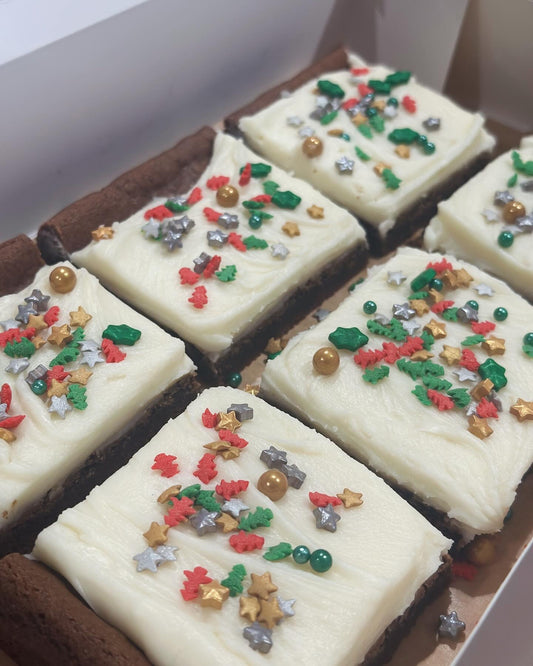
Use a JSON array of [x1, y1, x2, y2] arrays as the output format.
[[452, 561, 477, 581], [229, 531, 264, 553], [401, 95, 417, 113], [178, 267, 199, 285], [0, 383, 12, 408], [193, 453, 217, 484], [47, 365, 69, 383], [381, 341, 401, 364], [206, 176, 230, 190], [0, 329, 22, 347], [101, 338, 126, 363], [218, 429, 248, 448], [353, 348, 386, 369], [44, 306, 60, 327], [187, 187, 203, 205], [189, 286, 208, 309], [239, 163, 252, 187], [228, 233, 246, 252], [460, 349, 480, 372], [427, 389, 454, 411], [477, 398, 499, 419], [426, 259, 453, 273], [250, 194, 271, 204], [342, 97, 359, 110], [431, 300, 455, 314], [0, 415, 25, 429], [203, 255, 221, 279], [151, 453, 179, 478], [180, 566, 212, 601], [203, 207, 221, 222], [351, 67, 369, 76], [165, 496, 196, 527], [215, 479, 249, 500], [471, 321, 496, 335], [144, 205, 173, 221], [399, 336, 424, 357], [202, 408, 218, 428], [308, 492, 342, 507], [357, 83, 373, 97]]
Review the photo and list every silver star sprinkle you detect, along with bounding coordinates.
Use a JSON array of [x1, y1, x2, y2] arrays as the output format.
[[271, 243, 289, 260], [243, 622, 273, 653], [173, 215, 194, 234], [494, 190, 514, 206], [374, 313, 390, 326], [280, 462, 306, 488], [193, 252, 212, 274], [221, 498, 249, 518], [161, 228, 183, 251], [189, 508, 220, 536], [133, 547, 164, 573], [482, 208, 499, 222], [456, 303, 479, 323], [312, 308, 330, 322], [81, 349, 105, 368], [287, 115, 303, 127], [48, 395, 72, 419], [298, 126, 315, 139], [383, 104, 398, 119], [488, 391, 503, 412], [516, 215, 533, 233], [465, 402, 478, 417], [520, 180, 533, 192], [6, 358, 29, 375], [422, 117, 441, 131], [25, 364, 48, 386], [402, 319, 420, 336], [438, 611, 465, 639], [207, 229, 228, 248], [24, 289, 50, 312], [277, 596, 296, 619], [141, 219, 161, 238], [313, 503, 341, 532], [218, 212, 239, 230], [392, 302, 416, 321], [16, 303, 37, 325], [454, 368, 478, 383], [228, 403, 253, 421], [335, 156, 355, 175], [78, 339, 100, 352], [0, 319, 20, 331], [260, 446, 288, 469], [166, 195, 187, 208], [154, 544, 179, 562], [387, 271, 407, 286], [474, 283, 494, 296]]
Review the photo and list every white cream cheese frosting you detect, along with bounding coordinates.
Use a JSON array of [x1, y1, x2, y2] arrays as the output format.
[[0, 262, 194, 528], [71, 133, 367, 357], [424, 136, 533, 300], [262, 248, 533, 539], [239, 53, 494, 233], [34, 387, 450, 666]]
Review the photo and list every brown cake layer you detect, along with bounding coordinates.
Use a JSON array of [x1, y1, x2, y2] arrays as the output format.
[[223, 48, 493, 257], [37, 126, 217, 261], [0, 235, 44, 297], [0, 373, 200, 558], [0, 551, 451, 666]]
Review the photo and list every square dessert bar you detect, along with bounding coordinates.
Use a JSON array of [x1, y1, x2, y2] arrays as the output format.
[[226, 49, 495, 255], [0, 238, 196, 555], [38, 127, 368, 383], [23, 387, 451, 666], [425, 136, 533, 301], [262, 247, 533, 541]]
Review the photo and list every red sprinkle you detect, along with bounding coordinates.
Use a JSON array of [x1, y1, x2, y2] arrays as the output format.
[[426, 259, 454, 273], [308, 492, 342, 507], [193, 453, 217, 484], [381, 341, 401, 364], [44, 306, 60, 327], [357, 83, 373, 97], [180, 566, 212, 601], [399, 336, 424, 357], [165, 496, 196, 527], [218, 430, 248, 448], [203, 207, 222, 222], [229, 531, 264, 554], [47, 365, 69, 383], [189, 286, 208, 309], [101, 338, 126, 363], [460, 349, 480, 372], [202, 408, 218, 429], [431, 300, 454, 314], [452, 561, 477, 581], [215, 479, 249, 500], [151, 453, 179, 478], [0, 415, 25, 429], [351, 67, 369, 76], [471, 321, 496, 335], [178, 267, 199, 285], [228, 233, 246, 252], [187, 187, 203, 205], [144, 205, 172, 221], [0, 329, 21, 347], [0, 383, 12, 408], [239, 163, 252, 187], [353, 348, 386, 369], [203, 255, 221, 279], [250, 194, 271, 204], [477, 398, 499, 419], [206, 176, 230, 190], [427, 389, 454, 411], [342, 97, 359, 110], [401, 95, 417, 113]]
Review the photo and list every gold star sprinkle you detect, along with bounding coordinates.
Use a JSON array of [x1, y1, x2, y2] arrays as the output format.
[[143, 522, 169, 547], [410, 350, 433, 362], [395, 144, 410, 159], [327, 128, 344, 136], [428, 288, 443, 304], [69, 306, 92, 328], [239, 596, 261, 622], [198, 580, 230, 610], [47, 324, 73, 347], [265, 337, 286, 355], [248, 572, 277, 600], [282, 221, 300, 238], [481, 336, 505, 356], [423, 319, 447, 339], [219, 446, 241, 460], [0, 428, 16, 444], [67, 367, 93, 385], [258, 598, 284, 629], [47, 379, 68, 399], [215, 512, 239, 533], [351, 112, 367, 126], [409, 299, 430, 316], [32, 335, 46, 350], [157, 485, 182, 504], [453, 268, 474, 288], [336, 488, 363, 508], [510, 399, 533, 423], [204, 440, 231, 453], [244, 384, 260, 396], [468, 415, 493, 439], [215, 411, 241, 433], [441, 270, 458, 290], [91, 226, 114, 241], [307, 205, 324, 219], [371, 99, 386, 111], [470, 379, 494, 402], [373, 162, 391, 176], [439, 345, 462, 366], [27, 314, 47, 331]]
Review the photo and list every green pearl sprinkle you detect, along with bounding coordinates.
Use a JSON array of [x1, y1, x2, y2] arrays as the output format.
[[31, 379, 47, 395], [417, 134, 428, 146], [365, 106, 378, 118], [309, 549, 333, 573], [523, 332, 533, 346], [227, 372, 242, 388], [424, 141, 436, 154], [363, 300, 377, 315], [248, 214, 263, 229], [428, 278, 443, 292], [292, 545, 311, 564], [494, 307, 508, 322], [387, 97, 399, 107], [498, 231, 514, 248], [466, 300, 479, 311]]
